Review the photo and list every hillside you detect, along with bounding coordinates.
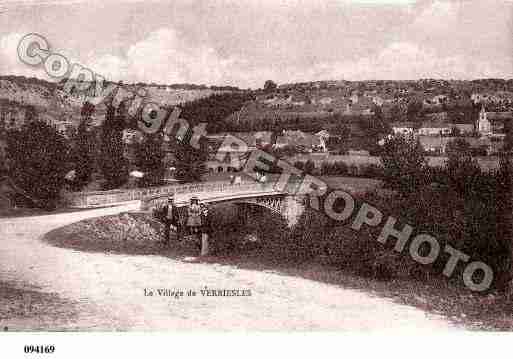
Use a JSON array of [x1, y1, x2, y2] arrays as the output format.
[[0, 76, 223, 131]]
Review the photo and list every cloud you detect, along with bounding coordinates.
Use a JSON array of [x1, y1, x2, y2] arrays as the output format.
[[87, 28, 239, 86], [0, 32, 46, 78], [310, 41, 512, 81]]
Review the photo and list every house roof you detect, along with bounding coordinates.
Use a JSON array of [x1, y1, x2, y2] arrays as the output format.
[[418, 136, 453, 148], [425, 112, 448, 121], [275, 131, 322, 148], [420, 119, 451, 129], [205, 132, 271, 149], [451, 123, 474, 131], [391, 121, 415, 128], [315, 130, 330, 138], [486, 112, 513, 121], [253, 131, 272, 143]]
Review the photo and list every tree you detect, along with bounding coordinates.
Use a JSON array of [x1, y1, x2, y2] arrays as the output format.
[[406, 100, 423, 122], [71, 102, 96, 190], [173, 140, 207, 183], [304, 160, 316, 175], [388, 104, 403, 121], [371, 105, 391, 135], [444, 138, 481, 197], [359, 111, 391, 154], [24, 105, 37, 124], [503, 118, 513, 153], [263, 80, 277, 93], [5, 119, 69, 209], [331, 123, 352, 139], [495, 155, 513, 293], [380, 135, 429, 196], [135, 133, 165, 187], [98, 102, 128, 189]]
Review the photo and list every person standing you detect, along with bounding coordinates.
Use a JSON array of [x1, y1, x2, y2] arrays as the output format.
[[200, 202, 211, 256], [162, 194, 180, 245], [186, 196, 202, 245]]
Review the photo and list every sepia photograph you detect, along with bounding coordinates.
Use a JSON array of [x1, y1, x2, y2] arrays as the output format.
[[1, 0, 513, 355]]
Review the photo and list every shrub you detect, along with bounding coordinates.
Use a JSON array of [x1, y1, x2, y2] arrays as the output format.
[[359, 164, 383, 178], [333, 161, 348, 175], [379, 135, 429, 197], [294, 161, 305, 171], [321, 161, 349, 176], [348, 164, 359, 176], [303, 160, 316, 175]]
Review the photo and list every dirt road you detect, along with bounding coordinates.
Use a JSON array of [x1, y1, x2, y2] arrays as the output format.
[[0, 203, 458, 331]]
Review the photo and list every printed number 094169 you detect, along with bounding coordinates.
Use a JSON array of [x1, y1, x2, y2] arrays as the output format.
[[24, 345, 55, 354]]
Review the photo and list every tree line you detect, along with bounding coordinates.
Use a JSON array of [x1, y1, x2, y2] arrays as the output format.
[[2, 100, 207, 210]]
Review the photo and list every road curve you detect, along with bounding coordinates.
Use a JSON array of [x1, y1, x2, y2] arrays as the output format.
[[0, 202, 458, 331]]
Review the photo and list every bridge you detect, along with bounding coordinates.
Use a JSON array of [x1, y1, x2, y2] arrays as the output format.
[[141, 184, 306, 226], [64, 181, 307, 226]]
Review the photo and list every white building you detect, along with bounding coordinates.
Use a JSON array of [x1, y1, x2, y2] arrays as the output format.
[[391, 122, 415, 136]]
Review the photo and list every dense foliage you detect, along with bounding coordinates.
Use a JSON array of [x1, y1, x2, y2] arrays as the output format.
[[70, 102, 96, 190], [135, 133, 166, 187], [379, 135, 429, 196], [178, 92, 254, 133], [172, 140, 207, 183], [5, 120, 69, 209], [98, 102, 128, 189]]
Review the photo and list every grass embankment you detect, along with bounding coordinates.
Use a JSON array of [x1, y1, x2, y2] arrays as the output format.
[[0, 280, 79, 331]]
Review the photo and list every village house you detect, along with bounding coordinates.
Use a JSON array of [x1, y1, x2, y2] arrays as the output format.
[[273, 130, 328, 153], [417, 118, 452, 136], [450, 123, 475, 135], [417, 136, 453, 154], [122, 129, 144, 145], [318, 97, 333, 106], [253, 131, 273, 148], [204, 133, 260, 173], [0, 106, 27, 130], [343, 99, 375, 116], [463, 137, 503, 156]]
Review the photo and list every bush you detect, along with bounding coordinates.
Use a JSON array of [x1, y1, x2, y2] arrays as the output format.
[[333, 161, 348, 175], [379, 135, 429, 197], [320, 161, 349, 176], [294, 161, 305, 171], [304, 160, 316, 175], [359, 164, 383, 179], [244, 173, 510, 290], [286, 208, 334, 261], [348, 164, 359, 176]]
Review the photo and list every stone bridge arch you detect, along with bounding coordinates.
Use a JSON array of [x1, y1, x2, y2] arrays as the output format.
[[216, 194, 306, 227]]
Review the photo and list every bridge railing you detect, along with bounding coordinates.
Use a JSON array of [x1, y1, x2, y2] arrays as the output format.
[[140, 182, 277, 211], [63, 181, 275, 209]]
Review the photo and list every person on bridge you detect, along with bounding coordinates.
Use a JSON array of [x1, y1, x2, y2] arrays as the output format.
[[162, 194, 180, 245]]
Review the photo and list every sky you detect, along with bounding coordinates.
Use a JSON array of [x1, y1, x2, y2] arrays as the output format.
[[0, 0, 512, 88]]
